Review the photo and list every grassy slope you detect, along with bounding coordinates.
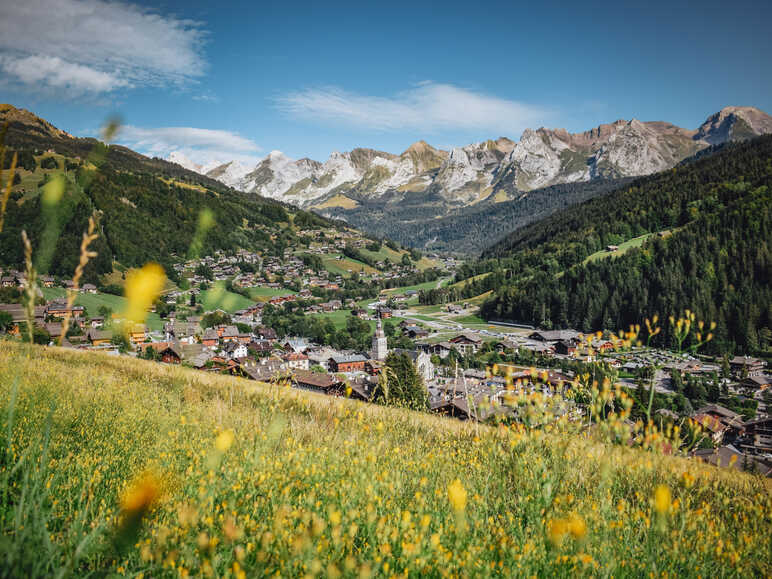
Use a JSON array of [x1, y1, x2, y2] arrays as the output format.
[[0, 342, 769, 577], [199, 283, 256, 313], [41, 287, 164, 331], [582, 232, 663, 264], [246, 286, 297, 302], [322, 255, 378, 277]]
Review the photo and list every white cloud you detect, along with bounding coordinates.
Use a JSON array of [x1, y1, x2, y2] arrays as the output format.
[[1, 55, 129, 93], [0, 0, 206, 95], [276, 82, 551, 135], [118, 125, 261, 167]]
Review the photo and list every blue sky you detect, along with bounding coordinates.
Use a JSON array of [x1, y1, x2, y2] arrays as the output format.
[[1, 0, 770, 165]]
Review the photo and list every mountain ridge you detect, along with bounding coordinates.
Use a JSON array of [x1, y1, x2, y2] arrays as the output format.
[[179, 106, 772, 211]]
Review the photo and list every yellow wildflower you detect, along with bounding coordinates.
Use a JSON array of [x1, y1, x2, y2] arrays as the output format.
[[215, 429, 235, 452], [654, 485, 671, 514], [124, 263, 166, 324], [447, 479, 467, 512]]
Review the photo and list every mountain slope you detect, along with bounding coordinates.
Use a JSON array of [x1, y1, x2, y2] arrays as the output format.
[[478, 135, 772, 353], [0, 104, 337, 282], [189, 106, 772, 250]]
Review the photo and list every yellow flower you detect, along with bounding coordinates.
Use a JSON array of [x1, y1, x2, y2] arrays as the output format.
[[547, 518, 568, 545], [568, 513, 587, 540], [447, 479, 467, 512], [124, 263, 166, 324], [654, 485, 671, 514], [215, 429, 235, 452], [121, 472, 161, 516]]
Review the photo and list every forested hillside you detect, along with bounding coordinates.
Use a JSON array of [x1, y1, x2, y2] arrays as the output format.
[[0, 107, 335, 282], [322, 178, 628, 254], [479, 136, 772, 353]]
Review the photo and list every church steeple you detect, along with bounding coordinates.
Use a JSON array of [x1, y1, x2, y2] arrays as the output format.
[[371, 317, 388, 360]]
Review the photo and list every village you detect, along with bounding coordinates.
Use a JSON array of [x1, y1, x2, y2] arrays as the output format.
[[1, 245, 771, 479]]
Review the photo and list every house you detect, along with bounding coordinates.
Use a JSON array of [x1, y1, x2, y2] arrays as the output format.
[[1, 276, 17, 288], [256, 326, 278, 341], [86, 329, 112, 347], [528, 330, 580, 343], [44, 322, 63, 341], [364, 359, 383, 375], [328, 354, 368, 373], [248, 339, 274, 356], [221, 325, 240, 343], [403, 325, 429, 339], [606, 245, 619, 252], [222, 341, 249, 360], [741, 375, 772, 391], [555, 340, 577, 356], [157, 343, 182, 364], [377, 306, 393, 319], [347, 376, 375, 401], [424, 342, 454, 359], [292, 370, 344, 394], [522, 342, 556, 356], [81, 283, 97, 293], [46, 302, 85, 319], [201, 328, 219, 347], [283, 338, 311, 354], [692, 405, 744, 445], [739, 417, 772, 454], [729, 356, 766, 377], [241, 357, 287, 383], [449, 333, 483, 355], [282, 351, 310, 371], [89, 317, 105, 328], [128, 325, 147, 345], [40, 275, 56, 288]]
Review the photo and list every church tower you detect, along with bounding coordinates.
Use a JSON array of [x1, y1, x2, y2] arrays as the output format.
[[371, 317, 388, 361]]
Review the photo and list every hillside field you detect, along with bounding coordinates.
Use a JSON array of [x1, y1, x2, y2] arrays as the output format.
[[0, 342, 769, 577]]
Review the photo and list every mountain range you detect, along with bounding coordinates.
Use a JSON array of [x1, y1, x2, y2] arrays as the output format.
[[175, 106, 772, 214]]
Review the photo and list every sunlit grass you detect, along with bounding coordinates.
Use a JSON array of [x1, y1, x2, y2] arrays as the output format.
[[1, 341, 769, 577]]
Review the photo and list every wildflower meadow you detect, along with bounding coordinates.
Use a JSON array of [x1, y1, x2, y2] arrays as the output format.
[[1, 341, 770, 577]]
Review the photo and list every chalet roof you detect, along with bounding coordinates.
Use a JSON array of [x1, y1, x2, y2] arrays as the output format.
[[330, 354, 368, 364], [450, 333, 482, 344], [729, 356, 764, 366], [221, 325, 239, 337], [695, 404, 742, 421], [529, 330, 580, 342], [87, 329, 112, 341], [284, 338, 311, 353], [742, 375, 772, 387], [428, 341, 454, 350], [292, 370, 341, 389], [44, 322, 63, 336], [180, 343, 206, 359]]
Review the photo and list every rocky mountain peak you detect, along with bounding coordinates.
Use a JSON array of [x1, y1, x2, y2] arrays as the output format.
[[695, 106, 772, 145], [191, 105, 771, 211]]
